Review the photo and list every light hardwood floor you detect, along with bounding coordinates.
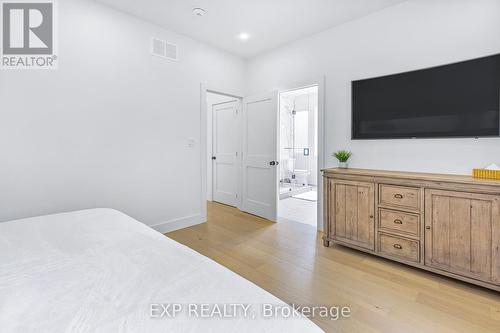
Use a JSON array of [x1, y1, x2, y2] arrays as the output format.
[[166, 202, 500, 333]]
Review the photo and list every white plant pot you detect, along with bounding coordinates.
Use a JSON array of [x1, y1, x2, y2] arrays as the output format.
[[339, 162, 348, 169]]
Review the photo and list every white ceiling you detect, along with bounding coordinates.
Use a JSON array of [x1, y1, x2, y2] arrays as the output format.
[[96, 0, 406, 59]]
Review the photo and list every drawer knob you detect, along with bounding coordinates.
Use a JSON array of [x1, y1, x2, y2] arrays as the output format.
[[394, 194, 404, 199], [369, 215, 374, 219], [393, 219, 403, 225], [426, 226, 431, 230], [393, 244, 403, 250]]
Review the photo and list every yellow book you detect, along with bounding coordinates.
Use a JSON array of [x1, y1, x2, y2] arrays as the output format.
[[473, 169, 500, 180]]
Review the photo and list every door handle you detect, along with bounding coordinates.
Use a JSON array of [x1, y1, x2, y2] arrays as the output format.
[[212, 156, 216, 160]]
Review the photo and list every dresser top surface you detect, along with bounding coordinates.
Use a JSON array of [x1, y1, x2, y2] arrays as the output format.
[[322, 168, 500, 187]]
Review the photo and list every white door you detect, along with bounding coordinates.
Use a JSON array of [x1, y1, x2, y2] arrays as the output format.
[[242, 92, 279, 221], [212, 101, 239, 207]]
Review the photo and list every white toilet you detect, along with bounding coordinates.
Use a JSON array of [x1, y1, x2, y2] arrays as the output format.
[[293, 169, 310, 186]]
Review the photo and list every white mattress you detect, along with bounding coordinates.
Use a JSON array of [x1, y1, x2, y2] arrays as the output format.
[[0, 209, 322, 333]]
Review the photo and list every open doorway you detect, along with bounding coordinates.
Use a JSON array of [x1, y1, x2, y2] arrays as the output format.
[[278, 86, 319, 228], [201, 80, 323, 227]]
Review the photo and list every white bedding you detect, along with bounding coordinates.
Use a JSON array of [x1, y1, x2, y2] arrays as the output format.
[[0, 209, 322, 333]]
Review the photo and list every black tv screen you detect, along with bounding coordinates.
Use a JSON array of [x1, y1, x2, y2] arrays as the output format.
[[352, 54, 500, 139]]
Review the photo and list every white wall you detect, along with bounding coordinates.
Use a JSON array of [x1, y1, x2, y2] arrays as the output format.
[[206, 92, 238, 201], [0, 0, 245, 230], [2, 0, 499, 230], [247, 0, 500, 175]]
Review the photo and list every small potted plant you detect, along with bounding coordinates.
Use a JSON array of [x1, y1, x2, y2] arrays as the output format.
[[333, 150, 352, 169]]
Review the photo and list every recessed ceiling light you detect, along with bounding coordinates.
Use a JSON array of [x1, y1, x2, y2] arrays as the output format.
[[239, 33, 250, 41], [192, 8, 206, 17]]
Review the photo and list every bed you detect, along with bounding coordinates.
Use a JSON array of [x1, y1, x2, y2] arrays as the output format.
[[0, 209, 322, 333]]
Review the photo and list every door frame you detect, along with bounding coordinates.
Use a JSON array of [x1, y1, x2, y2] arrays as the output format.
[[277, 76, 326, 231], [200, 84, 244, 222], [200, 77, 325, 229]]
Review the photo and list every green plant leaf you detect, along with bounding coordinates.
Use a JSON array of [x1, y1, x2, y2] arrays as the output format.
[[333, 150, 352, 162]]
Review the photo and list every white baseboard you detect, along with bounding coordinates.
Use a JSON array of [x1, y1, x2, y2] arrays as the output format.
[[151, 214, 205, 234]]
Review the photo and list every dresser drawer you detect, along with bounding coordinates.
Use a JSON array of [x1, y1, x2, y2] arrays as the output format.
[[379, 184, 420, 211], [379, 233, 419, 263], [379, 209, 420, 237]]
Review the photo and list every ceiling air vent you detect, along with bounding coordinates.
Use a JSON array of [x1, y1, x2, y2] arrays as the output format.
[[151, 37, 179, 61]]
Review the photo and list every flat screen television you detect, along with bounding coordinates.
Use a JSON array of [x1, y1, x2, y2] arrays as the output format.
[[352, 54, 500, 139]]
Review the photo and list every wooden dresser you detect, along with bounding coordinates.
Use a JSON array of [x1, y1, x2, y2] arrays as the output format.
[[322, 168, 500, 291]]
